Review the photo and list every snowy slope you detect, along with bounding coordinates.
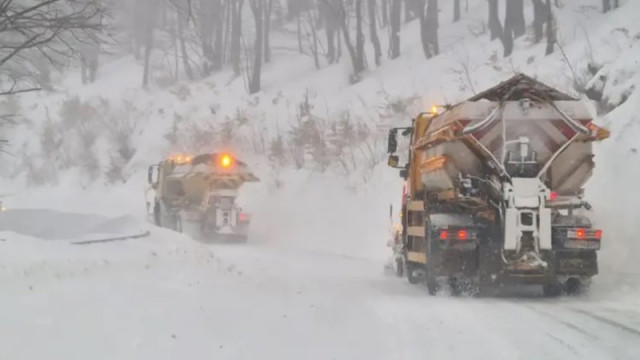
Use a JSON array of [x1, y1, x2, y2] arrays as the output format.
[[3, 220, 640, 360], [2, 1, 640, 358]]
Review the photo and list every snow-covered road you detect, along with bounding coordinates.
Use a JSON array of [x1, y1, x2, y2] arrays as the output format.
[[2, 226, 639, 360]]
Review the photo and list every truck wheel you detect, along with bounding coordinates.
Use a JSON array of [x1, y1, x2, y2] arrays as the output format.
[[396, 258, 404, 277], [427, 275, 439, 296], [175, 215, 183, 233], [565, 278, 583, 295], [407, 264, 420, 284], [448, 277, 461, 296], [153, 201, 162, 227], [543, 283, 562, 297]]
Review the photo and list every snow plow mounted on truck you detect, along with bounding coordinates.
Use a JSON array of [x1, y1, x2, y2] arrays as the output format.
[[387, 74, 609, 296], [148, 152, 259, 242]]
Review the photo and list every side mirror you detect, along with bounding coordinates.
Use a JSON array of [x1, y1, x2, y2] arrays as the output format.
[[387, 129, 398, 154], [387, 155, 400, 168]]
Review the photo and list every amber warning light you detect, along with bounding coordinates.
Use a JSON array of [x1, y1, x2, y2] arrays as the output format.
[[220, 154, 233, 168]]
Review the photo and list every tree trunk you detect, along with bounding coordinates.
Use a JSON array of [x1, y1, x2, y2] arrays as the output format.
[[506, 0, 525, 39], [337, 0, 365, 77], [418, 0, 431, 59], [308, 11, 320, 69], [142, 0, 156, 87], [297, 13, 303, 53], [223, 1, 232, 63], [320, 1, 338, 63], [249, 0, 264, 94], [355, 0, 366, 70], [532, 0, 545, 43], [381, 0, 389, 27], [453, 0, 460, 22], [212, 0, 225, 71], [230, 0, 244, 75], [389, 0, 401, 59], [426, 0, 438, 55], [502, 0, 514, 57], [199, 0, 216, 75], [177, 4, 195, 80], [368, 0, 382, 66], [545, 0, 555, 55], [488, 0, 502, 41], [132, 0, 145, 60], [602, 0, 611, 13], [264, 0, 273, 63]]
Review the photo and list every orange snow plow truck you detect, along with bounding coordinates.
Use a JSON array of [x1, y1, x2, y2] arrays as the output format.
[[387, 74, 609, 296], [148, 153, 259, 241]]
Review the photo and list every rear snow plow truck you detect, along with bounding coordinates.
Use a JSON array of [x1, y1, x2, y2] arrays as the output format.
[[387, 74, 609, 296], [148, 152, 259, 241]]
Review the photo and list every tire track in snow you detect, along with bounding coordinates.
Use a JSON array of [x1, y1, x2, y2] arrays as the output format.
[[521, 304, 600, 340], [569, 308, 640, 337]]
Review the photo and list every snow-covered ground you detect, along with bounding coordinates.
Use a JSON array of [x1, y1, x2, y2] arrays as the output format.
[[2, 210, 640, 360], [2, 0, 640, 358]]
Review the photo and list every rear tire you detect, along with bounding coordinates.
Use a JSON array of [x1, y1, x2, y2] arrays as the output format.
[[407, 263, 420, 285], [427, 275, 439, 296], [396, 258, 404, 277], [565, 278, 583, 295], [449, 277, 461, 296], [543, 283, 563, 297]]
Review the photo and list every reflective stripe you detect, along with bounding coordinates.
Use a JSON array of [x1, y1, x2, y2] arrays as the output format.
[[407, 251, 427, 264], [407, 201, 424, 211], [407, 226, 425, 237]]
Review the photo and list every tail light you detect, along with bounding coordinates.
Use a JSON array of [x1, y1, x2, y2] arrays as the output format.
[[438, 229, 473, 241], [238, 212, 248, 222], [567, 228, 601, 241], [549, 191, 557, 201]]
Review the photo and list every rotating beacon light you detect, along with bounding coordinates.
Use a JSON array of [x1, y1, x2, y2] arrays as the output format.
[[220, 153, 233, 168]]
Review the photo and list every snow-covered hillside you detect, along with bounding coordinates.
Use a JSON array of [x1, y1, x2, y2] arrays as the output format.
[[3, 0, 639, 270], [2, 0, 640, 358]]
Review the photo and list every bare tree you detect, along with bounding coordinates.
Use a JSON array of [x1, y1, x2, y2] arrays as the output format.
[[511, 0, 526, 38], [380, 0, 389, 27], [389, 0, 401, 59], [173, 0, 195, 80], [417, 0, 438, 59], [453, 0, 460, 22], [264, 0, 274, 63], [326, 0, 366, 79], [368, 0, 382, 66], [532, 0, 546, 43], [0, 0, 105, 95], [305, 10, 320, 69], [427, 0, 439, 55], [248, 0, 264, 93], [320, 0, 340, 63], [230, 0, 244, 75], [199, 0, 221, 74], [487, 0, 502, 41], [142, 0, 157, 87], [545, 0, 555, 55]]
